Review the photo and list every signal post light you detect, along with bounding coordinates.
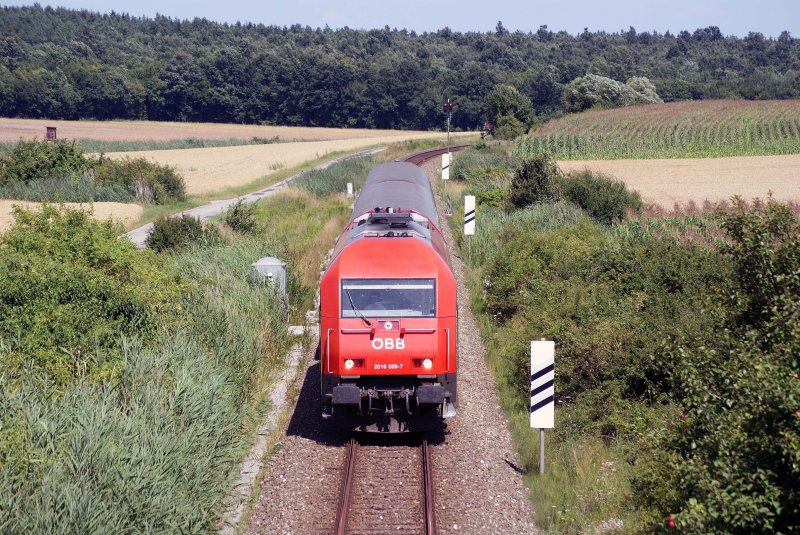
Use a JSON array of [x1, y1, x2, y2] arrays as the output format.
[[443, 99, 454, 152]]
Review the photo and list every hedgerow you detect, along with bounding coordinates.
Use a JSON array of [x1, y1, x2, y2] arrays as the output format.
[[0, 140, 186, 204], [450, 145, 799, 532]]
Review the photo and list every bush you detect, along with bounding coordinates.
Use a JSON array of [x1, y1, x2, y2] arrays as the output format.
[[634, 198, 800, 534], [0, 139, 88, 186], [493, 114, 526, 140], [224, 199, 257, 233], [146, 215, 220, 252], [559, 170, 642, 224], [93, 157, 186, 204], [0, 205, 179, 386], [508, 153, 561, 209], [0, 140, 186, 204], [562, 74, 663, 112]]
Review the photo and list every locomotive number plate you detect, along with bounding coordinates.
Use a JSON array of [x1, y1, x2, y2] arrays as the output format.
[[373, 363, 404, 370]]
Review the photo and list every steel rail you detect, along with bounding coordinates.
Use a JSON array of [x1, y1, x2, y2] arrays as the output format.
[[334, 436, 436, 535], [422, 438, 437, 535], [401, 144, 470, 166], [334, 438, 357, 535]]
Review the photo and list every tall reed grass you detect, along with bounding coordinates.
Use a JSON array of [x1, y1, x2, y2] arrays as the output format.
[[0, 173, 137, 202], [0, 237, 291, 534], [293, 155, 375, 197]]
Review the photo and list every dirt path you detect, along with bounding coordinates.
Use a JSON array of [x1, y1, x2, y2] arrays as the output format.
[[559, 153, 800, 208]]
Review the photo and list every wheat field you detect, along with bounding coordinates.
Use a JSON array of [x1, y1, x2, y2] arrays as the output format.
[[0, 200, 143, 234], [103, 133, 464, 195], [559, 153, 800, 208]]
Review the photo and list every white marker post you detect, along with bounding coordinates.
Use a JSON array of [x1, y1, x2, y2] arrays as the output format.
[[346, 182, 354, 198], [464, 195, 475, 236], [530, 340, 555, 474], [441, 153, 450, 181]]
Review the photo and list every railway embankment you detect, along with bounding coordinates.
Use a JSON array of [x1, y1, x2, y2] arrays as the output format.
[[444, 141, 800, 533]]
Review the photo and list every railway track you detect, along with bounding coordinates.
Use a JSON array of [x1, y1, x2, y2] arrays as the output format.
[[334, 436, 436, 535], [401, 145, 469, 166]]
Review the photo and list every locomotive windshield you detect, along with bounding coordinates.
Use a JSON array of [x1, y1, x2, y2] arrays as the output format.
[[341, 278, 436, 318]]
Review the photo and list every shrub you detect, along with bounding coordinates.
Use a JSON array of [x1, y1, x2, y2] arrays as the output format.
[[0, 139, 88, 186], [633, 199, 800, 533], [0, 205, 179, 386], [492, 114, 526, 140], [224, 199, 257, 233], [93, 157, 186, 204], [562, 74, 663, 112], [508, 153, 561, 209], [559, 169, 642, 224], [146, 215, 220, 252]]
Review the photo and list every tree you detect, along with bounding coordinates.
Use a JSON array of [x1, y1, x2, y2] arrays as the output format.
[[484, 84, 533, 135]]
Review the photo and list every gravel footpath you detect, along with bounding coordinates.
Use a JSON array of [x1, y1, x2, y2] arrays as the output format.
[[241, 159, 537, 535], [422, 160, 538, 535]]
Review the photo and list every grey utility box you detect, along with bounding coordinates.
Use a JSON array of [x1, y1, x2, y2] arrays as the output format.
[[251, 256, 287, 297]]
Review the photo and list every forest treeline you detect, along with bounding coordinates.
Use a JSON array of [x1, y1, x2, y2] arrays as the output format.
[[1, 5, 799, 130]]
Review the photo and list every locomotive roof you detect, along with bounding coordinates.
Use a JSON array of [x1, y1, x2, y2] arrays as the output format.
[[352, 162, 440, 227]]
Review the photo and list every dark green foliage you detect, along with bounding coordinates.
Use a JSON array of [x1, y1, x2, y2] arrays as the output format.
[[224, 200, 257, 233], [508, 153, 561, 208], [485, 84, 533, 134], [0, 139, 88, 186], [0, 7, 798, 128], [146, 215, 220, 252], [0, 228, 291, 533], [0, 205, 179, 386], [493, 114, 526, 140], [634, 199, 800, 534], [558, 170, 642, 224]]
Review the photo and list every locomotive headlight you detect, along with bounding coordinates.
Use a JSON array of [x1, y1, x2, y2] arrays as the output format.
[[422, 358, 433, 370], [344, 359, 355, 370]]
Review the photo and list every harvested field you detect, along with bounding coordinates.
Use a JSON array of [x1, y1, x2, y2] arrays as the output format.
[[0, 117, 448, 143], [105, 133, 464, 196], [0, 200, 142, 234], [559, 153, 800, 208]]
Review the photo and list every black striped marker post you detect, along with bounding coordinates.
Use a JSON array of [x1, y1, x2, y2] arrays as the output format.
[[464, 195, 475, 236], [441, 153, 450, 180], [530, 340, 554, 474]]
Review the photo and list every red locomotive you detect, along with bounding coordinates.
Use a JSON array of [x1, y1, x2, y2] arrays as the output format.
[[319, 161, 457, 432]]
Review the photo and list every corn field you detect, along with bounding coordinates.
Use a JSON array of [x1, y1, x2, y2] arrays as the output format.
[[529, 100, 800, 159]]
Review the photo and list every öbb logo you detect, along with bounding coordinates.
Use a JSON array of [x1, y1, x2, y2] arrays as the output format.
[[371, 337, 405, 350]]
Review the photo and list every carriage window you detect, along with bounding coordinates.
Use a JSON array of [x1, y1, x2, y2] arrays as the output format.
[[341, 278, 436, 318]]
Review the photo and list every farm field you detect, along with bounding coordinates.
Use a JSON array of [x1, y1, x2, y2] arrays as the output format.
[[0, 117, 448, 143], [102, 133, 466, 196], [0, 200, 142, 233], [559, 153, 800, 208], [530, 100, 800, 159]]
